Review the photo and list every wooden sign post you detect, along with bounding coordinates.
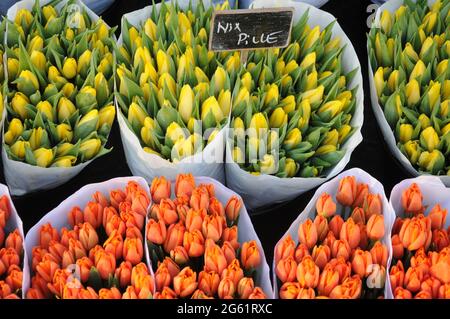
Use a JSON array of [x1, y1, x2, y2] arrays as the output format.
[[209, 7, 295, 64]]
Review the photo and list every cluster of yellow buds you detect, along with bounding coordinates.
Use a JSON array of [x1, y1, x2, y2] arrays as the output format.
[[368, 0, 449, 175], [116, 0, 236, 163], [230, 11, 357, 178], [3, 0, 116, 168]]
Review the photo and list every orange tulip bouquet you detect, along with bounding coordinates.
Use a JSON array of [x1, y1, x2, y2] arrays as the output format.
[[0, 185, 26, 299], [389, 178, 450, 299], [24, 177, 154, 299], [146, 174, 272, 299], [273, 168, 395, 299]]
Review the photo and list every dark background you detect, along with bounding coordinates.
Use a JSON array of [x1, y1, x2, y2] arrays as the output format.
[[0, 0, 409, 266]]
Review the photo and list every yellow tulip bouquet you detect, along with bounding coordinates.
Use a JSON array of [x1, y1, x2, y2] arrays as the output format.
[[116, 0, 236, 166], [368, 0, 449, 177], [2, 0, 116, 194], [0, 19, 6, 125]]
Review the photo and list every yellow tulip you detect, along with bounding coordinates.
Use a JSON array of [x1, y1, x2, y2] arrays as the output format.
[[232, 146, 245, 164], [178, 84, 194, 124], [338, 124, 352, 144], [201, 96, 224, 124], [427, 81, 441, 109], [56, 123, 73, 143], [57, 97, 76, 122], [128, 102, 147, 128], [302, 85, 324, 105], [218, 89, 232, 117], [317, 100, 343, 122], [405, 79, 421, 106], [380, 10, 392, 34], [233, 117, 245, 141], [283, 128, 302, 149], [156, 50, 171, 74], [374, 67, 385, 97], [404, 43, 419, 61], [440, 100, 449, 118], [284, 60, 298, 75], [387, 70, 400, 92], [284, 158, 297, 177], [36, 101, 54, 122], [267, 130, 279, 152], [281, 95, 296, 114], [300, 52, 316, 70], [420, 126, 439, 152], [62, 58, 77, 79], [30, 51, 46, 73], [158, 73, 176, 96], [306, 71, 318, 91], [403, 140, 421, 164], [7, 58, 19, 80], [4, 119, 24, 145], [144, 18, 157, 40], [62, 83, 76, 98], [418, 114, 431, 129], [269, 107, 287, 128], [79, 139, 102, 160], [304, 26, 320, 50], [423, 12, 437, 33], [212, 67, 227, 94], [259, 154, 277, 175], [16, 70, 39, 96], [399, 124, 413, 143], [322, 129, 339, 146], [264, 83, 279, 107], [437, 59, 448, 76], [98, 105, 116, 128], [249, 113, 268, 138], [441, 122, 450, 135], [11, 92, 29, 119], [15, 8, 32, 27], [10, 141, 30, 160], [410, 60, 426, 81], [51, 156, 77, 168]]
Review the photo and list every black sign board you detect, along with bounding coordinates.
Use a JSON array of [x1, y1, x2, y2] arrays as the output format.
[[209, 7, 294, 52]]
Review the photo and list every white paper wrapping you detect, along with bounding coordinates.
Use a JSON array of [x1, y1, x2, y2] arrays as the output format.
[[387, 176, 450, 298], [368, 0, 450, 187], [144, 176, 274, 298], [271, 168, 396, 298], [116, 0, 226, 186], [3, 0, 114, 196], [22, 176, 152, 297], [0, 183, 28, 299], [225, 0, 364, 210]]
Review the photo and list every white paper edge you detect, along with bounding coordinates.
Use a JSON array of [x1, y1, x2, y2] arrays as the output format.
[[22, 176, 153, 297], [225, 0, 365, 210], [271, 167, 396, 299], [3, 0, 116, 196], [367, 0, 450, 187]]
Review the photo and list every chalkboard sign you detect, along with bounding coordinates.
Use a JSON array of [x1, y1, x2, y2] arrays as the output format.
[[209, 8, 294, 52]]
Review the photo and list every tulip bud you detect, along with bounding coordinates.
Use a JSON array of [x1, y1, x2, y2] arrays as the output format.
[[318, 100, 343, 122], [269, 107, 287, 128], [374, 67, 386, 98], [144, 18, 157, 40], [7, 58, 19, 80], [302, 85, 324, 105], [241, 72, 253, 92], [427, 81, 441, 108], [259, 154, 277, 175], [33, 148, 54, 167], [410, 60, 426, 81], [201, 96, 224, 127], [232, 146, 245, 164], [98, 105, 115, 129], [30, 51, 46, 73], [248, 113, 268, 139], [10, 141, 30, 159], [94, 72, 110, 107], [128, 102, 147, 131], [300, 52, 316, 70], [418, 149, 445, 174], [15, 70, 39, 96], [76, 86, 97, 114], [405, 79, 420, 106], [280, 95, 296, 114], [11, 92, 30, 120], [264, 84, 279, 107], [4, 119, 24, 146], [218, 90, 232, 117], [57, 97, 76, 123], [79, 139, 102, 161], [55, 123, 73, 143], [283, 128, 302, 150], [420, 127, 439, 152], [212, 67, 227, 95], [398, 124, 413, 143], [77, 50, 92, 77], [75, 109, 99, 140], [403, 140, 421, 165], [178, 85, 194, 124], [304, 26, 320, 50], [62, 58, 77, 80], [380, 10, 392, 34]]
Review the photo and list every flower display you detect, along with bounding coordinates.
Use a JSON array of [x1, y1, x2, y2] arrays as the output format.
[[275, 174, 389, 299], [368, 0, 450, 176], [389, 182, 450, 299], [146, 173, 267, 299], [4, 0, 116, 169], [26, 180, 153, 299]]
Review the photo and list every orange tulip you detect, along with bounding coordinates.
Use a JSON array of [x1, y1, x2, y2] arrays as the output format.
[[275, 235, 296, 265], [221, 259, 244, 287], [298, 219, 318, 250], [134, 274, 155, 299], [430, 256, 450, 284], [123, 237, 144, 265], [297, 287, 315, 299], [26, 288, 44, 299], [438, 283, 450, 299], [222, 226, 239, 250], [421, 277, 441, 298], [294, 243, 310, 264], [153, 286, 177, 299], [225, 196, 241, 223], [404, 266, 423, 293], [103, 206, 118, 228], [312, 245, 331, 271], [366, 214, 385, 241], [339, 218, 360, 249], [126, 181, 147, 200], [209, 197, 225, 217], [122, 286, 138, 299], [329, 257, 351, 283], [61, 250, 75, 269], [173, 267, 198, 297], [39, 223, 59, 249], [146, 219, 167, 245], [5, 268, 22, 291], [336, 176, 357, 207], [121, 204, 145, 230], [316, 193, 337, 217], [164, 222, 185, 253], [351, 248, 372, 278], [151, 176, 171, 204], [222, 241, 236, 265], [175, 174, 195, 199], [399, 215, 432, 251], [106, 216, 126, 240], [0, 281, 12, 298], [350, 207, 366, 225], [103, 230, 123, 260], [0, 196, 11, 219], [0, 211, 6, 230], [110, 189, 127, 210], [190, 186, 210, 211], [31, 247, 48, 272], [364, 193, 383, 219], [329, 215, 344, 238], [391, 234, 404, 260], [317, 264, 339, 296], [392, 217, 404, 235], [241, 240, 261, 270], [394, 287, 412, 299], [93, 190, 109, 208], [162, 257, 180, 278], [218, 277, 235, 299], [68, 206, 84, 228], [314, 215, 329, 242], [353, 183, 369, 208], [237, 277, 254, 299], [370, 241, 388, 267], [48, 268, 71, 297], [158, 198, 179, 225], [276, 256, 297, 283], [432, 229, 449, 252], [99, 287, 122, 299], [331, 239, 351, 261], [191, 289, 214, 299], [31, 273, 52, 298], [60, 227, 78, 247], [185, 208, 205, 232], [5, 229, 23, 255], [68, 238, 87, 260], [36, 258, 59, 283], [358, 224, 368, 250], [155, 263, 171, 292], [78, 222, 99, 251], [414, 290, 431, 299], [202, 214, 224, 242], [279, 282, 301, 299], [84, 201, 103, 229], [95, 250, 116, 280], [170, 245, 189, 264], [296, 255, 319, 288], [329, 275, 362, 299], [176, 203, 190, 223], [401, 183, 424, 215], [204, 241, 228, 274], [48, 240, 66, 264], [183, 229, 205, 258], [198, 270, 220, 297], [429, 204, 448, 231], [113, 261, 131, 288], [389, 260, 405, 291]]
